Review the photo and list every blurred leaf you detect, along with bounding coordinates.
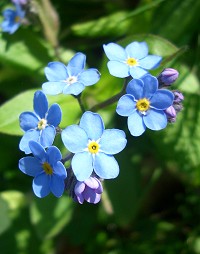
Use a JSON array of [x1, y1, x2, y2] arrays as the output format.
[[30, 195, 73, 239], [0, 197, 11, 235], [0, 89, 81, 136]]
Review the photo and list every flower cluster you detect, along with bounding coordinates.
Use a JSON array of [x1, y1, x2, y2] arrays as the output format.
[[18, 41, 183, 204]]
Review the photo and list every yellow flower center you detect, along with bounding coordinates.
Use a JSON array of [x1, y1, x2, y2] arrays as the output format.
[[126, 57, 138, 67], [42, 162, 53, 175], [15, 16, 21, 23], [136, 98, 150, 112], [37, 119, 47, 130], [66, 76, 77, 85], [88, 141, 99, 154]]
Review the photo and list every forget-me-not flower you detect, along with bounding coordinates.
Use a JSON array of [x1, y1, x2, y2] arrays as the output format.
[[19, 141, 67, 198], [116, 74, 174, 136], [19, 91, 62, 154], [12, 0, 27, 4], [1, 4, 25, 34], [42, 53, 100, 96], [103, 41, 162, 79], [74, 176, 103, 204], [61, 111, 127, 181]]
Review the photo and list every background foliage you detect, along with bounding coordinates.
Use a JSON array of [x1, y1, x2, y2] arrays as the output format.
[[0, 0, 200, 253]]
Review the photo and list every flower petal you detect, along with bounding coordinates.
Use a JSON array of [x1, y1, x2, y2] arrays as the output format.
[[19, 157, 42, 177], [127, 111, 146, 136], [125, 41, 148, 59], [141, 75, 158, 99], [61, 125, 88, 153], [19, 112, 39, 131], [83, 187, 101, 204], [62, 82, 85, 96], [40, 126, 56, 148], [67, 52, 86, 76], [84, 177, 99, 189], [107, 61, 129, 78], [129, 66, 148, 79], [79, 69, 100, 86], [74, 182, 85, 195], [29, 140, 47, 162], [150, 90, 174, 110], [139, 55, 162, 69], [44, 62, 67, 81], [126, 79, 144, 100], [33, 173, 50, 198], [103, 43, 127, 61], [19, 130, 40, 154], [79, 111, 104, 141], [53, 161, 67, 179], [47, 103, 62, 127], [143, 109, 167, 131], [71, 152, 93, 181], [42, 81, 66, 95], [116, 95, 137, 116], [46, 146, 62, 164], [33, 91, 48, 118], [94, 153, 119, 179], [99, 129, 127, 154], [50, 175, 65, 197]]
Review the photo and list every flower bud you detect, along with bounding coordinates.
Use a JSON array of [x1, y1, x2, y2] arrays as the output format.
[[165, 105, 176, 118], [12, 0, 27, 4], [173, 90, 184, 103], [74, 177, 103, 204], [158, 68, 179, 87]]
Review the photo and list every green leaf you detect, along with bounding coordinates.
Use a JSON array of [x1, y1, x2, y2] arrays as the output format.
[[30, 195, 73, 239], [0, 197, 11, 235]]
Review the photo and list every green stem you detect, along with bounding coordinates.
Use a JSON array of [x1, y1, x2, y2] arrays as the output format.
[[76, 94, 86, 113]]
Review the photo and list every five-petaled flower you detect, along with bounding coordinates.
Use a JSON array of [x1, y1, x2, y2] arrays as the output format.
[[74, 176, 103, 204], [19, 141, 67, 198], [103, 41, 162, 79], [1, 4, 25, 34], [19, 91, 62, 154], [61, 111, 127, 181], [42, 53, 100, 96], [116, 74, 174, 136]]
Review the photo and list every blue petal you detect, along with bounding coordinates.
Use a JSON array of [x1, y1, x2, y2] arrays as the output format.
[[33, 173, 50, 198], [126, 79, 144, 99], [79, 69, 100, 86], [47, 104, 62, 127], [99, 129, 127, 154], [107, 61, 129, 78], [19, 130, 40, 154], [46, 146, 62, 164], [129, 66, 148, 79], [116, 95, 136, 116], [45, 62, 67, 81], [71, 152, 93, 181], [3, 9, 15, 19], [19, 112, 39, 131], [67, 52, 86, 76], [42, 81, 66, 95], [79, 111, 104, 140], [150, 90, 174, 110], [141, 75, 158, 99], [94, 153, 119, 179], [19, 157, 42, 177], [128, 112, 146, 136], [125, 41, 148, 59], [61, 125, 88, 153], [143, 109, 167, 131], [139, 55, 162, 69], [103, 43, 127, 61], [33, 91, 48, 118], [83, 188, 101, 204], [39, 126, 56, 148], [53, 161, 67, 179], [29, 140, 47, 162], [50, 175, 65, 197], [62, 82, 85, 96]]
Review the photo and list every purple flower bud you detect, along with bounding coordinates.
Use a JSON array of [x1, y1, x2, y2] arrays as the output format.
[[158, 68, 179, 86], [165, 105, 176, 118], [74, 177, 103, 204], [173, 103, 183, 113], [12, 0, 27, 4], [173, 90, 184, 103]]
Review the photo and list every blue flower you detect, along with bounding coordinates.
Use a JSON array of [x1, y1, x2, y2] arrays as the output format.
[[42, 53, 100, 96], [103, 41, 162, 79], [19, 141, 67, 198], [1, 4, 25, 34], [19, 91, 62, 154], [12, 0, 27, 4], [116, 75, 174, 136], [61, 111, 127, 181], [74, 176, 103, 204]]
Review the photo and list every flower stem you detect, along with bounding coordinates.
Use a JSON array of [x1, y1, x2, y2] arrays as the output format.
[[76, 94, 86, 112], [62, 152, 74, 164]]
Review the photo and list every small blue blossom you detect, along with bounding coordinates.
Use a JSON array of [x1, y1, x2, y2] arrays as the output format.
[[12, 0, 27, 4], [1, 4, 25, 34], [61, 111, 127, 181], [74, 176, 103, 204], [19, 91, 62, 154], [116, 74, 174, 136], [103, 41, 162, 79], [19, 141, 67, 198], [42, 53, 101, 96]]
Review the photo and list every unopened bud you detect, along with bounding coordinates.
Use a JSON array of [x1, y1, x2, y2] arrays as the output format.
[[173, 90, 184, 103], [165, 105, 176, 118], [158, 68, 179, 87]]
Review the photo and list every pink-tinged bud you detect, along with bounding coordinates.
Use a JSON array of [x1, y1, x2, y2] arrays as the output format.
[[158, 68, 179, 86], [165, 105, 177, 118], [173, 90, 184, 103]]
